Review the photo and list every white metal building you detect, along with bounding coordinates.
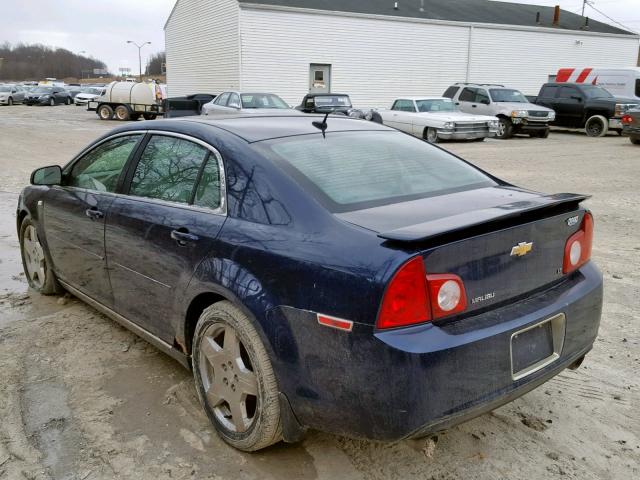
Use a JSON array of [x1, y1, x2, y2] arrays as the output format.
[[164, 0, 640, 108]]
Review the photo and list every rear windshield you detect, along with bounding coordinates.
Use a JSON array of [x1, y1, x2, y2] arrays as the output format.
[[254, 131, 496, 212]]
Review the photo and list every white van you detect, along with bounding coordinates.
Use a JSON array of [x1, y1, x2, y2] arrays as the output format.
[[554, 68, 640, 100]]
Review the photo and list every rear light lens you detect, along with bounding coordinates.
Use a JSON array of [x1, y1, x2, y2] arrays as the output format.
[[563, 212, 594, 274], [377, 256, 430, 329], [376, 257, 468, 329], [621, 114, 633, 125], [427, 274, 468, 319]]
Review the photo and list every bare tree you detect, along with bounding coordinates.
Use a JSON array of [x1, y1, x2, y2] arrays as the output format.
[[146, 51, 166, 76]]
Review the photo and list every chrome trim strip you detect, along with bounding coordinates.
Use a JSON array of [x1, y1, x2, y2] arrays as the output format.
[[510, 313, 565, 381], [113, 262, 172, 289], [60, 130, 227, 217], [58, 279, 190, 369]]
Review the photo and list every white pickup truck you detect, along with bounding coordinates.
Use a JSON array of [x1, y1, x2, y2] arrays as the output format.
[[375, 97, 499, 143]]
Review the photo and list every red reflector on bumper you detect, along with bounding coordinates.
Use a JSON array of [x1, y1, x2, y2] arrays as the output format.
[[317, 314, 353, 332]]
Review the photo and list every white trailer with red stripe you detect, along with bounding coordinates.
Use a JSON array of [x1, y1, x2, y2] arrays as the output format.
[[555, 68, 640, 101]]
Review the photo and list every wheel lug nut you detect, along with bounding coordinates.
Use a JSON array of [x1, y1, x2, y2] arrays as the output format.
[[231, 385, 236, 391], [223, 378, 228, 384], [222, 364, 227, 371], [234, 374, 238, 381]]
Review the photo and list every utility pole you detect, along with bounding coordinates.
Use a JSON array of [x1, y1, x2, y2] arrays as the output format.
[[582, 0, 589, 17], [126, 40, 151, 82]]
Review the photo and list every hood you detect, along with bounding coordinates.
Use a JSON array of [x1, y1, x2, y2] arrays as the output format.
[[494, 101, 553, 112], [418, 111, 496, 122], [612, 96, 639, 105], [76, 93, 99, 99]]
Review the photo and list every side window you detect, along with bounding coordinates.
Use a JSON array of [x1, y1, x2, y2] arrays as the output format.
[[475, 89, 490, 104], [442, 86, 460, 99], [635, 79, 640, 97], [68, 135, 141, 192], [129, 136, 209, 204], [558, 86, 580, 99], [305, 97, 315, 108], [228, 93, 241, 108], [459, 87, 476, 102], [216, 92, 230, 105], [194, 157, 222, 210], [392, 100, 415, 112], [540, 85, 559, 98]]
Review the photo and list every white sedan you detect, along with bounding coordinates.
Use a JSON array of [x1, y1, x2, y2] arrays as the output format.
[[377, 97, 499, 143]]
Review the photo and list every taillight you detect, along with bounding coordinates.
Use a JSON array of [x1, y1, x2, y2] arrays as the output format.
[[621, 114, 633, 125], [377, 256, 430, 329], [377, 257, 467, 329], [563, 212, 594, 274]]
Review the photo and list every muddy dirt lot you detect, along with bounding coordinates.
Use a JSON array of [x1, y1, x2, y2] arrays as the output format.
[[0, 105, 638, 480]]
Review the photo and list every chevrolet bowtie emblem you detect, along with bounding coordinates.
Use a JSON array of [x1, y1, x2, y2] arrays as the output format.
[[510, 242, 533, 257]]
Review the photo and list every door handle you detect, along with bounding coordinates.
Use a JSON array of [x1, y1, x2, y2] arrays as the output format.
[[171, 228, 199, 246], [455, 102, 460, 106], [85, 208, 104, 220], [472, 104, 477, 108]]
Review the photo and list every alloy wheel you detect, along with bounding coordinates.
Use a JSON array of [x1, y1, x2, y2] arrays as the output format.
[[199, 323, 259, 433], [22, 225, 46, 289], [586, 121, 603, 137], [497, 121, 506, 137]]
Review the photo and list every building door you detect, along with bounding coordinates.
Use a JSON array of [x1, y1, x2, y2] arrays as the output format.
[[309, 64, 331, 93]]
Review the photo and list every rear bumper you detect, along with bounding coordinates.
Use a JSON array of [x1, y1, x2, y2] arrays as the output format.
[[269, 262, 603, 441], [622, 124, 640, 135]]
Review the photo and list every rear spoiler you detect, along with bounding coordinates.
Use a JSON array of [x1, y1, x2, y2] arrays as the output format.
[[378, 193, 589, 243]]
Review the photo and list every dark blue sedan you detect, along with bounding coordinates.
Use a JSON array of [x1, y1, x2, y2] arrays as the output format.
[[17, 114, 603, 451]]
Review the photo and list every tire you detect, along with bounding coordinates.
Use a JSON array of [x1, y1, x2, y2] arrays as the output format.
[[114, 105, 131, 121], [142, 113, 157, 120], [97, 104, 114, 120], [65, 97, 72, 105], [49, 97, 55, 107], [19, 217, 62, 295], [425, 127, 439, 144], [7, 97, 13, 106], [585, 115, 608, 137], [496, 118, 513, 139], [192, 301, 282, 452], [539, 128, 550, 138], [630, 135, 640, 145]]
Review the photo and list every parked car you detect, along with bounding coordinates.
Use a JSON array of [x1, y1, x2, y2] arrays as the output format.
[[554, 67, 640, 102], [0, 84, 26, 105], [296, 93, 364, 118], [74, 87, 106, 106], [444, 83, 555, 139], [18, 114, 602, 452], [89, 81, 166, 120], [23, 86, 72, 106], [65, 86, 84, 100], [164, 93, 217, 118], [622, 108, 640, 145], [201, 92, 290, 115], [375, 96, 498, 143], [531, 82, 638, 137]]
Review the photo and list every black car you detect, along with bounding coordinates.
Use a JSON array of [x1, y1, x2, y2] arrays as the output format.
[[622, 107, 640, 145], [295, 93, 364, 118], [23, 86, 72, 106], [532, 82, 638, 137]]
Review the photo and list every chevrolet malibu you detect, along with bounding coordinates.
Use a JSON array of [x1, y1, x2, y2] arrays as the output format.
[[17, 115, 603, 452]]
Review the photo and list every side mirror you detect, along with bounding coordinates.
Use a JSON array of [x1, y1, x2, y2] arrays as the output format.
[[31, 165, 62, 186]]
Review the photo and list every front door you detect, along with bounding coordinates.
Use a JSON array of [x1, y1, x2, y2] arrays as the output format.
[[105, 133, 226, 341], [309, 64, 331, 94], [44, 134, 143, 307], [555, 86, 584, 127], [456, 87, 477, 114]]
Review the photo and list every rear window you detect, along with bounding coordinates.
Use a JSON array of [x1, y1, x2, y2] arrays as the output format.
[[254, 131, 496, 212]]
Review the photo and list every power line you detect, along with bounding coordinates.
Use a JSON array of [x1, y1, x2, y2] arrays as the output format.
[[585, 2, 638, 32]]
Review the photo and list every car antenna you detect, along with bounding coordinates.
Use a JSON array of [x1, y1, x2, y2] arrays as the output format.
[[312, 112, 330, 138]]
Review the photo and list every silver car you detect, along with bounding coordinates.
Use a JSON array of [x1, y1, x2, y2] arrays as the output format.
[[201, 91, 291, 115], [0, 84, 26, 105]]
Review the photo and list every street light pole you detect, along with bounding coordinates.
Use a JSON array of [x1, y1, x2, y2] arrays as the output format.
[[126, 40, 151, 82]]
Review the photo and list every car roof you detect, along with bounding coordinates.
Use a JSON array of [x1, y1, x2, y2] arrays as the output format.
[[176, 114, 391, 143], [306, 93, 350, 97], [399, 97, 451, 101]]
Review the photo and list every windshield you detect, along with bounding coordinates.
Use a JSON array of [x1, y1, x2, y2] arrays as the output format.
[[33, 87, 53, 94], [314, 96, 352, 108], [81, 87, 102, 95], [0, 86, 12, 92], [240, 94, 289, 109], [489, 89, 528, 103], [254, 131, 495, 212], [416, 99, 456, 112], [581, 85, 613, 99]]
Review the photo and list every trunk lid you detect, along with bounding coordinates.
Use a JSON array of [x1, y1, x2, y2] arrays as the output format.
[[337, 186, 588, 315]]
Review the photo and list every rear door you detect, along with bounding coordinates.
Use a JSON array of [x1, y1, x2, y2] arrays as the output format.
[[105, 133, 226, 340], [44, 133, 144, 307], [456, 87, 477, 113]]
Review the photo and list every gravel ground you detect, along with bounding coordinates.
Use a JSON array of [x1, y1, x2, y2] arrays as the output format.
[[0, 105, 638, 480]]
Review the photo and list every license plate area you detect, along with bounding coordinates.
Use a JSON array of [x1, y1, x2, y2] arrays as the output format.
[[511, 313, 565, 380]]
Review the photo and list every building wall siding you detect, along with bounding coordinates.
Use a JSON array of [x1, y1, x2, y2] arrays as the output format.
[[239, 8, 471, 108], [165, 0, 240, 97], [469, 27, 640, 93], [239, 7, 639, 108]]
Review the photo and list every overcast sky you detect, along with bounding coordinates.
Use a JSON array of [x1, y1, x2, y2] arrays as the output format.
[[1, 0, 638, 75]]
